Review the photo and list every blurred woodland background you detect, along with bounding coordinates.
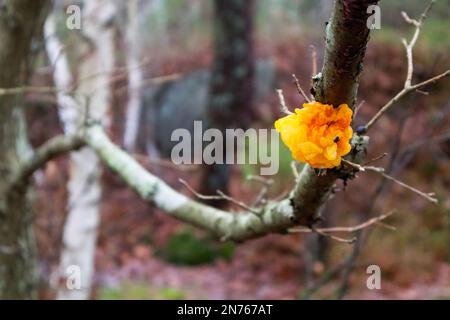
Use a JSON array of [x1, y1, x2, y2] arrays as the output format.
[[2, 0, 449, 299]]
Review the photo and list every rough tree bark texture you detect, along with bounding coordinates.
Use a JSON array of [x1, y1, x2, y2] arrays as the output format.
[[313, 0, 377, 107], [200, 0, 255, 205], [291, 0, 377, 226], [55, 0, 116, 300], [0, 0, 49, 299], [300, 0, 377, 284]]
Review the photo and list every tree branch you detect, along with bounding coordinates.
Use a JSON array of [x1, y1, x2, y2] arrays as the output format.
[[289, 210, 396, 234], [276, 89, 292, 115], [292, 74, 311, 103], [363, 1, 449, 132], [313, 0, 379, 108], [7, 134, 84, 192], [288, 0, 378, 226], [84, 125, 298, 242]]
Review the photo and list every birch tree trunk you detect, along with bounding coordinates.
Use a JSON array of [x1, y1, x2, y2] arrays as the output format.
[[0, 0, 50, 299], [53, 0, 117, 300], [123, 0, 144, 151]]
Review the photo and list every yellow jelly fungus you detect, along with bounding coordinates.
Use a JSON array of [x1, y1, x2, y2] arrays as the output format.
[[275, 101, 353, 169]]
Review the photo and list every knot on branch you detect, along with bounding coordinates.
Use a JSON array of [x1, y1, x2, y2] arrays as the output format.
[[327, 134, 369, 181]]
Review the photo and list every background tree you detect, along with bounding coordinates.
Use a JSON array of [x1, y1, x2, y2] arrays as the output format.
[[45, 0, 118, 299], [199, 0, 255, 206], [0, 0, 50, 299], [123, 0, 145, 152]]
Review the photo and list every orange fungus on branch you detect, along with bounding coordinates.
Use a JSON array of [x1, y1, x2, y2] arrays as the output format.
[[275, 102, 353, 169]]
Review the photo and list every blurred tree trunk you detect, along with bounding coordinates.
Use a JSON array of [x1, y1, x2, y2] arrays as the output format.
[[54, 0, 117, 300], [200, 0, 254, 206], [0, 0, 49, 299], [123, 0, 144, 151]]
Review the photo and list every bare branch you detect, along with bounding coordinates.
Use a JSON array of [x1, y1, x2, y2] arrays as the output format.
[[289, 210, 396, 234], [363, 1, 448, 132], [353, 100, 365, 118], [365, 166, 438, 203], [342, 156, 437, 203], [291, 161, 299, 179], [309, 226, 356, 244], [7, 135, 84, 192], [310, 45, 318, 79], [83, 125, 299, 242], [363, 152, 388, 166], [246, 175, 274, 206], [342, 159, 365, 172], [310, 45, 318, 100], [179, 178, 260, 215], [0, 86, 59, 96], [409, 70, 450, 90], [276, 89, 293, 115], [292, 74, 312, 103], [364, 70, 450, 132]]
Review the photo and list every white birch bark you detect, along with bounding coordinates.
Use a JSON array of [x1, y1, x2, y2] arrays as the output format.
[[45, 0, 116, 300], [44, 16, 78, 135], [123, 0, 144, 151]]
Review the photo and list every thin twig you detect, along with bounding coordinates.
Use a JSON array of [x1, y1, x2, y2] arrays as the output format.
[[179, 179, 260, 214], [276, 89, 293, 115], [363, 1, 449, 132], [409, 70, 450, 91], [7, 134, 84, 193], [292, 74, 312, 103], [415, 89, 429, 95], [247, 175, 274, 206], [365, 70, 450, 132], [334, 120, 409, 299], [341, 159, 365, 172], [75, 56, 152, 91], [364, 167, 438, 203], [0, 86, 59, 96], [353, 100, 365, 118], [310, 226, 356, 244], [363, 152, 388, 166], [0, 72, 181, 99], [310, 45, 318, 100], [216, 190, 260, 215], [289, 210, 396, 234], [310, 45, 318, 79], [114, 73, 181, 96], [291, 161, 299, 178], [375, 221, 397, 231], [342, 158, 438, 203]]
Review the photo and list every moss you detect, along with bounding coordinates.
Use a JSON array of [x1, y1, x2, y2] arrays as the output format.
[[419, 160, 439, 180], [159, 229, 235, 265]]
